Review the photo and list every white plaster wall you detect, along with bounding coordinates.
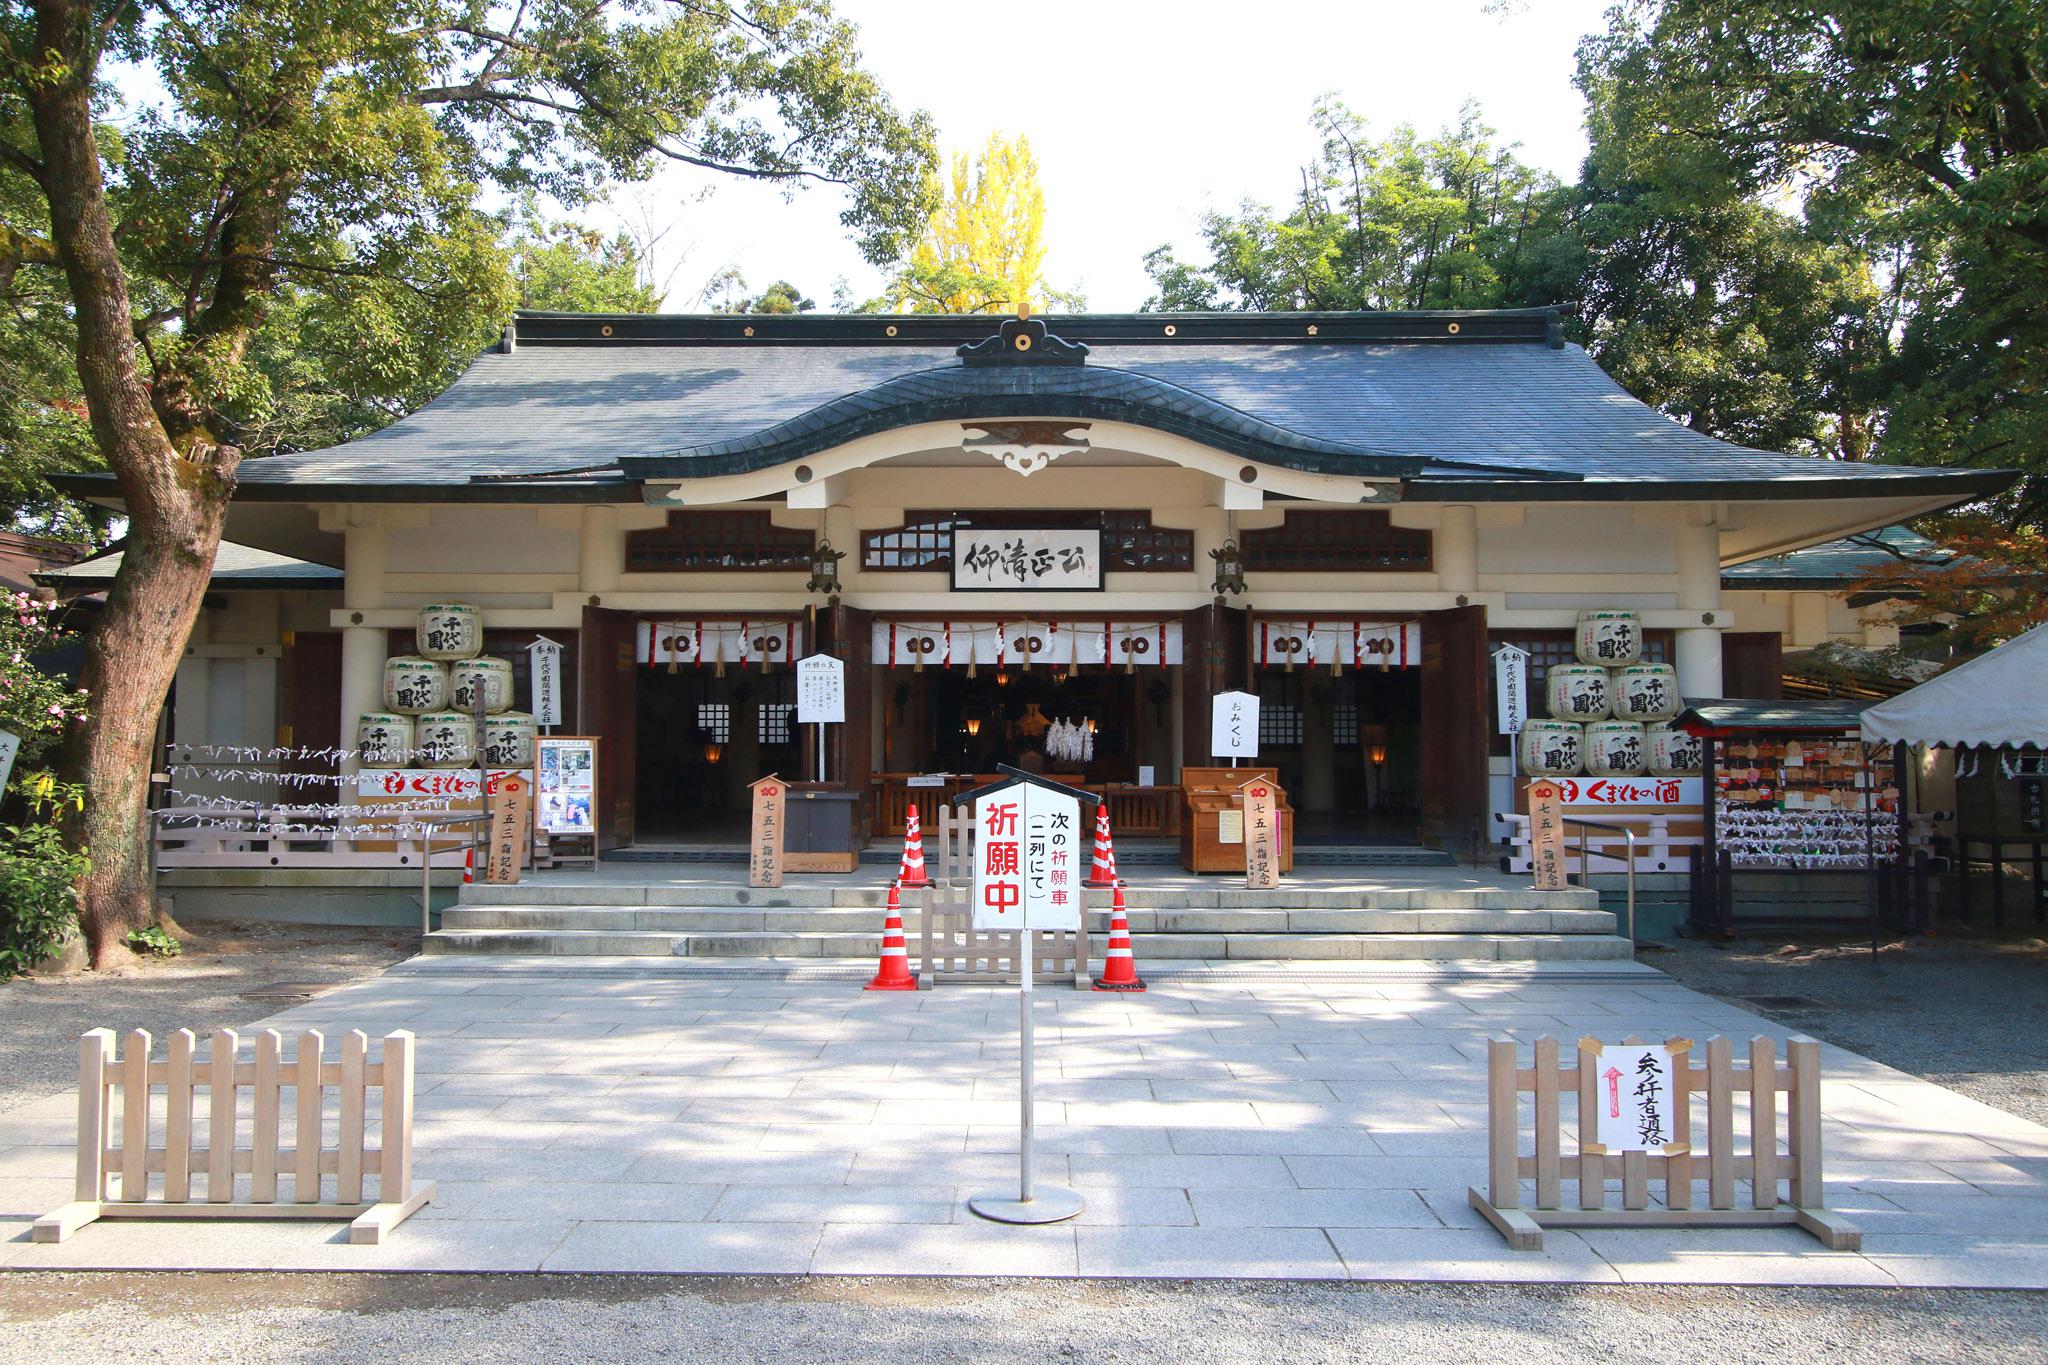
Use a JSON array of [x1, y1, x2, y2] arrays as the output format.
[[1478, 507, 1678, 576]]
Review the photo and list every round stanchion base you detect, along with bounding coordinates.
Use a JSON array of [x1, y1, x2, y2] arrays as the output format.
[[968, 1186, 1085, 1225]]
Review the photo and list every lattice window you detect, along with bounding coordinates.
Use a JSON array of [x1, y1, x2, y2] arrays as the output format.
[[1333, 700, 1361, 746], [1243, 510, 1432, 572], [626, 511, 814, 572], [758, 703, 796, 745], [861, 511, 1192, 572], [696, 703, 731, 743], [1257, 672, 1305, 746]]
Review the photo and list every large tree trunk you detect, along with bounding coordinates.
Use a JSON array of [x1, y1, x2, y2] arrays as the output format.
[[29, 0, 241, 967]]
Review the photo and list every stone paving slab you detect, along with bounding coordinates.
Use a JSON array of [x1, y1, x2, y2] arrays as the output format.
[[5, 955, 2048, 1286]]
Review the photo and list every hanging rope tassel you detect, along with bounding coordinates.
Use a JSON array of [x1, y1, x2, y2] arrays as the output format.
[[713, 630, 725, 679], [667, 623, 679, 675]]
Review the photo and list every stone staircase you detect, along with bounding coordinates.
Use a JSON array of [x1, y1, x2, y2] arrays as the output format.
[[425, 881, 1633, 962]]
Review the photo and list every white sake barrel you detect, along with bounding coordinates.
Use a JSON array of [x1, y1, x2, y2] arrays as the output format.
[[450, 656, 516, 715], [1574, 608, 1643, 665], [413, 711, 476, 768], [1647, 724, 1703, 776], [382, 655, 448, 714], [416, 602, 483, 661], [1517, 718, 1583, 776], [1612, 662, 1681, 721], [1584, 720, 1648, 777], [356, 713, 413, 767], [481, 711, 537, 768], [1545, 663, 1611, 721]]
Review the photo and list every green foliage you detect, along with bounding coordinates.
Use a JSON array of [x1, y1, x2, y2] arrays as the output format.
[[1142, 100, 1577, 312], [1578, 0, 2048, 512], [0, 780, 86, 977], [509, 199, 663, 313], [124, 924, 181, 959], [0, 590, 86, 769], [705, 270, 816, 313], [0, 0, 936, 507]]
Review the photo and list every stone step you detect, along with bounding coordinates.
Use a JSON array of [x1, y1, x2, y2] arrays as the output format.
[[456, 882, 1603, 913], [420, 928, 1636, 962], [438, 905, 1618, 936]]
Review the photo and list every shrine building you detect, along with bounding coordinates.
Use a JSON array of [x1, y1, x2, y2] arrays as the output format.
[[59, 307, 2010, 861]]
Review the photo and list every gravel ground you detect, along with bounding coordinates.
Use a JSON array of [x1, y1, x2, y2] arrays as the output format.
[[0, 918, 414, 1112], [0, 1274, 2043, 1363], [1649, 928, 2048, 1126]]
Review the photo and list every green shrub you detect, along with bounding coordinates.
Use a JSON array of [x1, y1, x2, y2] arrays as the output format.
[[125, 924, 181, 958], [0, 811, 84, 976]]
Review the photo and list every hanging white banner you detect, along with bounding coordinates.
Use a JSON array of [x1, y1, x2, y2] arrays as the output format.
[[1494, 644, 1528, 736], [636, 619, 797, 667], [1255, 619, 1420, 668], [871, 620, 1182, 667]]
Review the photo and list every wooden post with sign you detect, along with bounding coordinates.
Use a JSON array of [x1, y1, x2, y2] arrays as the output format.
[[1242, 777, 1281, 889], [484, 772, 532, 883], [1528, 777, 1567, 891], [749, 774, 786, 889]]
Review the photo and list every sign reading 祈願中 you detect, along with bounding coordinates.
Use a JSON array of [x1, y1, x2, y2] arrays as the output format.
[[1211, 690, 1260, 759], [951, 528, 1102, 592], [1590, 1042, 1678, 1156], [971, 781, 1082, 931]]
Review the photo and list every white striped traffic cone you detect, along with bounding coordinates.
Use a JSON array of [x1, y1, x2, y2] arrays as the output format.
[[1092, 881, 1145, 992], [1083, 804, 1120, 888], [897, 803, 931, 888], [865, 879, 917, 991]]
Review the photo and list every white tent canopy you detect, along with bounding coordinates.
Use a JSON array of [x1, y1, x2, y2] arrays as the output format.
[[1860, 621, 2048, 749]]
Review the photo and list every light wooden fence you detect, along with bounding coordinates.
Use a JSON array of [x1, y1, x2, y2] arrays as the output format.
[[918, 805, 1092, 988], [35, 1027, 434, 1246], [1468, 1034, 1860, 1251]]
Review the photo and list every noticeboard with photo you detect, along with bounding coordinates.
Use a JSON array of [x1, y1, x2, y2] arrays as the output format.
[[536, 735, 598, 837]]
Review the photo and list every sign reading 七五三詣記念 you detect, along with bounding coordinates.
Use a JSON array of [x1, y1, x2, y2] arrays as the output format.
[[1494, 644, 1528, 736], [748, 774, 785, 889], [1243, 779, 1280, 889], [484, 772, 532, 883], [527, 636, 563, 728], [971, 781, 1081, 931], [1211, 690, 1260, 759], [1528, 778, 1567, 891], [796, 653, 845, 724], [951, 528, 1102, 592], [1589, 1042, 1678, 1156]]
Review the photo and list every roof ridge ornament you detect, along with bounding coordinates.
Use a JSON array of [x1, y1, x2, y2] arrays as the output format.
[[957, 311, 1089, 367]]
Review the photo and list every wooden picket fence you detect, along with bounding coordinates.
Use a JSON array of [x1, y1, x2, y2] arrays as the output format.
[[1468, 1034, 1860, 1251], [920, 805, 1092, 988], [35, 1027, 434, 1246]]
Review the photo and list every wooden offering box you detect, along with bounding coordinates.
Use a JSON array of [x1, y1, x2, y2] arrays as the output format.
[[1180, 766, 1295, 874]]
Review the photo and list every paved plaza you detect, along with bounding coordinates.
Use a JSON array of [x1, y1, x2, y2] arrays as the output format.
[[4, 956, 2047, 1285]]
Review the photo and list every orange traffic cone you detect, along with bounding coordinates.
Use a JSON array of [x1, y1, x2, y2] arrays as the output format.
[[865, 879, 918, 991], [461, 846, 474, 885], [897, 803, 931, 888], [1092, 881, 1145, 992], [1083, 804, 1120, 888]]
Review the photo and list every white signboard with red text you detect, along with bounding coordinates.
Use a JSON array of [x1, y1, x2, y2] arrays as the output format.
[[1539, 776, 1702, 808], [970, 782, 1082, 932], [1590, 1041, 1677, 1156]]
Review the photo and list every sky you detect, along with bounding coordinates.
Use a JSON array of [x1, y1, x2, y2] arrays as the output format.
[[599, 0, 1621, 312]]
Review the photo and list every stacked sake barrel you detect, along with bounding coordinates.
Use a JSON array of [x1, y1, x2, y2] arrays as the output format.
[[362, 604, 535, 768], [1517, 609, 1698, 779]]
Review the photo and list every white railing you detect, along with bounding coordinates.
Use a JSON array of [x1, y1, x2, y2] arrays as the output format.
[[1495, 811, 1691, 876], [152, 804, 480, 869]]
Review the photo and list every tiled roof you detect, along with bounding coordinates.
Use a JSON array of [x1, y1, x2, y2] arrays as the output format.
[[218, 309, 2011, 502], [1722, 525, 1952, 588], [38, 540, 342, 590]]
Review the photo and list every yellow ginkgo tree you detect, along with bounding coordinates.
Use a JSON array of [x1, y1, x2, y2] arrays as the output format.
[[891, 134, 1082, 313]]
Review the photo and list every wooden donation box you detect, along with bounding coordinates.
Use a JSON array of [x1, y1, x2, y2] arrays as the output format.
[[1180, 766, 1295, 874], [782, 782, 863, 873]]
